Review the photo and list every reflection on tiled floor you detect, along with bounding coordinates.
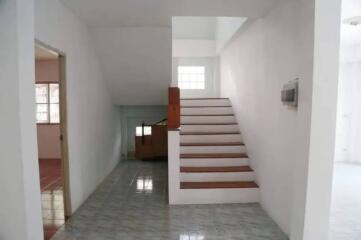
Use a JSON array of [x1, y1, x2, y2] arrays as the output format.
[[329, 163, 361, 240], [39, 159, 65, 240], [52, 160, 287, 240]]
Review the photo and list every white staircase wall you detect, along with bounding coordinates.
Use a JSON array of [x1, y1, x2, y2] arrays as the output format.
[[168, 130, 181, 204], [175, 188, 259, 204]]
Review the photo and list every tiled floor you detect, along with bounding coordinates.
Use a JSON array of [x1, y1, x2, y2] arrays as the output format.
[[39, 159, 65, 240], [329, 163, 361, 240], [52, 159, 287, 240]]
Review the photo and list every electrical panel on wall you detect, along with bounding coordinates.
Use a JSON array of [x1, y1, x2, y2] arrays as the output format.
[[281, 78, 299, 108]]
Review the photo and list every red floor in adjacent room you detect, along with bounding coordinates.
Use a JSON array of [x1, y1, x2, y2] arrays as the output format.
[[39, 159, 65, 240]]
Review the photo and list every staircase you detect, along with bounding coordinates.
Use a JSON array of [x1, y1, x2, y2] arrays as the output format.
[[170, 97, 259, 204]]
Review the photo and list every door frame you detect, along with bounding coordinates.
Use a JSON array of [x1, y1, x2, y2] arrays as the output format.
[[35, 40, 72, 218]]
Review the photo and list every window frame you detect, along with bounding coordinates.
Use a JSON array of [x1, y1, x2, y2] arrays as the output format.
[[177, 65, 206, 90], [35, 82, 60, 125], [135, 126, 152, 136]]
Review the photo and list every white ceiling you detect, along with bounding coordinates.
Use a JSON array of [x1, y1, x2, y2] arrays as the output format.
[[341, 0, 361, 46], [60, 0, 280, 27], [60, 0, 280, 105], [172, 17, 216, 40], [91, 27, 171, 105]]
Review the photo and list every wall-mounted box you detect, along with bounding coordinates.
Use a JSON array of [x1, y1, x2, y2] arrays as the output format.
[[281, 79, 298, 107]]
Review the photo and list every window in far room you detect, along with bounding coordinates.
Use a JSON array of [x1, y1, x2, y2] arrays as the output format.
[[35, 83, 60, 124], [135, 126, 152, 136], [178, 66, 205, 90]]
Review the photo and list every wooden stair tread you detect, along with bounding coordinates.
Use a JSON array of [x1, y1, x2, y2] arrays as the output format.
[[181, 153, 248, 158], [180, 132, 240, 135], [181, 106, 232, 108], [180, 181, 258, 189], [181, 123, 237, 125], [180, 166, 253, 173], [180, 142, 244, 146], [181, 98, 229, 100], [182, 114, 234, 116]]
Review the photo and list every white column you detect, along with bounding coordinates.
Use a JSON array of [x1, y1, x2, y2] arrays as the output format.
[[299, 0, 342, 239], [0, 0, 43, 239], [168, 130, 181, 204]]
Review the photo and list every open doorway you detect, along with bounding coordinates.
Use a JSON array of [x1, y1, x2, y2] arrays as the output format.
[[330, 0, 361, 239], [35, 42, 71, 240]]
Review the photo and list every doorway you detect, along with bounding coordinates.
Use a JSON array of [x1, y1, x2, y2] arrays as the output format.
[[35, 42, 71, 240], [330, 0, 361, 239]]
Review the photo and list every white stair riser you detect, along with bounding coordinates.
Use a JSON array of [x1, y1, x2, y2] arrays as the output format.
[[181, 124, 239, 133], [180, 145, 246, 154], [181, 115, 236, 124], [173, 188, 259, 204], [169, 98, 260, 205], [181, 172, 254, 182], [181, 134, 242, 143], [181, 158, 249, 167], [181, 99, 230, 107], [181, 107, 233, 115]]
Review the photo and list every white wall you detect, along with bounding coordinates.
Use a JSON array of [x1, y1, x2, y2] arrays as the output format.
[[172, 17, 216, 40], [215, 17, 247, 53], [220, 0, 315, 237], [302, 0, 341, 238], [220, 0, 342, 238], [173, 40, 216, 57], [336, 48, 361, 164], [35, 59, 62, 159], [173, 57, 220, 98], [334, 0, 361, 164], [35, 0, 122, 212], [0, 0, 43, 239], [91, 27, 171, 105]]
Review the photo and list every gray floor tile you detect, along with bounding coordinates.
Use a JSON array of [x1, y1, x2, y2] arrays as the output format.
[[52, 160, 287, 240]]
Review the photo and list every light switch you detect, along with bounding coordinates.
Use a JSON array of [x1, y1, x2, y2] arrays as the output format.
[[281, 78, 298, 108]]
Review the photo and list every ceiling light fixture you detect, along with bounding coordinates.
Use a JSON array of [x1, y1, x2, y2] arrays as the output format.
[[343, 16, 361, 26]]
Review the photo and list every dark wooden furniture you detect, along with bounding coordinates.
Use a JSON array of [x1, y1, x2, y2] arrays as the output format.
[[134, 121, 167, 160]]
